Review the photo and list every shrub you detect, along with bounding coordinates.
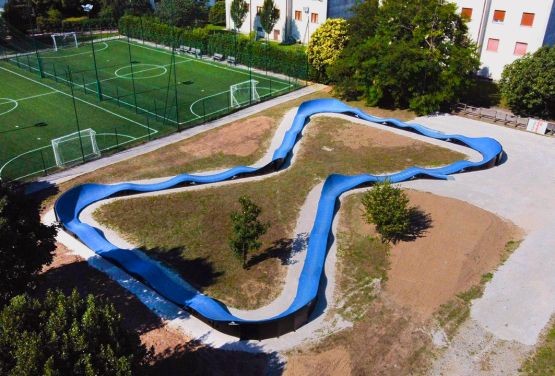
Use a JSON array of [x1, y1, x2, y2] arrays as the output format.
[[0, 289, 147, 375], [499, 46, 555, 119], [229, 196, 269, 268], [307, 18, 348, 83], [0, 183, 57, 306], [361, 181, 410, 243]]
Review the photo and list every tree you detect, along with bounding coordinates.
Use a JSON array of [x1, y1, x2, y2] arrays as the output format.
[[329, 0, 479, 115], [499, 46, 555, 119], [208, 0, 225, 26], [229, 196, 270, 269], [230, 0, 248, 31], [0, 183, 56, 306], [0, 289, 147, 375], [307, 18, 349, 82], [361, 181, 410, 243], [156, 0, 208, 27], [258, 0, 279, 40]]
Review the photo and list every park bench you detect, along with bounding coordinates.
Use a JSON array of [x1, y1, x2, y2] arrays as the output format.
[[227, 56, 236, 65], [213, 53, 224, 61]]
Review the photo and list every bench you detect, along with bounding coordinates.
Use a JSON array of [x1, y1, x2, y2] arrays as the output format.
[[179, 45, 190, 53], [192, 48, 202, 57], [227, 56, 236, 65], [213, 53, 224, 61]]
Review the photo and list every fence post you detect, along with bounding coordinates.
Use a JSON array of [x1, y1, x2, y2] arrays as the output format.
[[40, 150, 47, 176], [202, 98, 206, 122], [115, 127, 119, 148]]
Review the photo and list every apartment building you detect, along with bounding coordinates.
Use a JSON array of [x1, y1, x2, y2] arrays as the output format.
[[224, 0, 555, 79], [455, 0, 555, 79], [224, 0, 354, 44]]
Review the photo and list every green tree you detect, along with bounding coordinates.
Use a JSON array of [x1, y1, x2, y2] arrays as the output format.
[[229, 196, 270, 268], [156, 0, 208, 27], [258, 0, 279, 40], [361, 181, 410, 243], [307, 18, 348, 82], [208, 0, 225, 26], [0, 183, 56, 306], [230, 0, 248, 31], [329, 0, 479, 115], [0, 289, 147, 375], [499, 46, 555, 119]]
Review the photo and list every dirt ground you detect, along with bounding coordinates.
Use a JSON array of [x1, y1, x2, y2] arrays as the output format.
[[284, 191, 521, 376], [36, 245, 277, 376], [332, 121, 417, 149]]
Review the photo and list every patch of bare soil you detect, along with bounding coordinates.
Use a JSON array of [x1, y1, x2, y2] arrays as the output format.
[[181, 116, 275, 158], [285, 347, 352, 376], [386, 190, 521, 318], [37, 245, 279, 376], [332, 121, 417, 149]]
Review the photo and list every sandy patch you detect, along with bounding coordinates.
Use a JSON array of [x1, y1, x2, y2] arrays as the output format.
[[180, 116, 275, 158], [332, 121, 418, 149], [285, 347, 352, 376], [385, 190, 521, 318]]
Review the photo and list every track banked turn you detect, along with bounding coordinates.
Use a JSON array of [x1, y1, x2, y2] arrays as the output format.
[[55, 99, 503, 339]]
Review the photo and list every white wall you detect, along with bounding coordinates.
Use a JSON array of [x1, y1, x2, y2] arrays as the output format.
[[225, 0, 326, 43]]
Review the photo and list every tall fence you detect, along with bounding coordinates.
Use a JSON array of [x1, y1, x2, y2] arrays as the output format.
[[0, 22, 305, 182]]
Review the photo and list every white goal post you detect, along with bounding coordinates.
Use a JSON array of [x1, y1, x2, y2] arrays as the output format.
[[51, 128, 100, 167], [51, 32, 78, 52], [230, 80, 260, 108]]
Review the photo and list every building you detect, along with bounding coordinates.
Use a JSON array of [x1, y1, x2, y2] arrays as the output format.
[[224, 0, 355, 44], [224, 0, 555, 79], [455, 0, 555, 79]]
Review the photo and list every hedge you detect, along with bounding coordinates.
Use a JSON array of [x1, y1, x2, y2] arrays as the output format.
[[118, 15, 309, 79]]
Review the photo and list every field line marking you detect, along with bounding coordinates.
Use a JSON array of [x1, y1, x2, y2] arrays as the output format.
[[0, 65, 159, 134], [39, 42, 110, 59], [86, 60, 192, 86], [118, 40, 291, 83]]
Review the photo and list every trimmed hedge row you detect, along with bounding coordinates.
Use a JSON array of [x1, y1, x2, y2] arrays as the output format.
[[118, 16, 309, 79]]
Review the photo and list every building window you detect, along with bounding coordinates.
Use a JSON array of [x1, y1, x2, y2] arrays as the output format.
[[273, 29, 280, 40], [514, 42, 528, 56], [311, 12, 318, 23], [295, 10, 302, 21], [493, 10, 506, 23], [461, 7, 473, 21], [521, 12, 535, 27], [486, 38, 500, 52], [256, 6, 262, 14]]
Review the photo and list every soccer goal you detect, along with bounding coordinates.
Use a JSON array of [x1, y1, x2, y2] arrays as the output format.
[[51, 129, 100, 167], [230, 80, 260, 108], [51, 32, 78, 52]]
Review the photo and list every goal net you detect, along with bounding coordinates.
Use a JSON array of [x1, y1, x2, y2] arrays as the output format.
[[230, 80, 260, 108], [51, 128, 100, 167], [51, 32, 78, 52]]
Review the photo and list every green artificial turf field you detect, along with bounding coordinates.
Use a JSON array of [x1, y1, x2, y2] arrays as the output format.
[[0, 37, 298, 181]]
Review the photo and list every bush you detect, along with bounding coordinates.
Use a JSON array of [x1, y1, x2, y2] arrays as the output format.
[[0, 183, 57, 306], [499, 46, 555, 119], [156, 0, 208, 27], [208, 0, 226, 26], [361, 181, 410, 243], [0, 289, 147, 375], [307, 18, 348, 83]]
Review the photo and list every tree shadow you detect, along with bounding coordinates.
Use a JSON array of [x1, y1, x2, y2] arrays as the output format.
[[145, 247, 223, 293], [395, 206, 433, 243], [145, 340, 285, 376], [246, 233, 308, 269]]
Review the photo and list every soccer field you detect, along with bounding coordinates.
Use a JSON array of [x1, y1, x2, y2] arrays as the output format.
[[0, 38, 299, 181]]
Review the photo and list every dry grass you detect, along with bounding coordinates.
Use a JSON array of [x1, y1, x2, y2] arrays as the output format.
[[93, 116, 464, 309]]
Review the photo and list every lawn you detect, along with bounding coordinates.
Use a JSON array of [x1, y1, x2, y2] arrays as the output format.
[[93, 116, 465, 309]]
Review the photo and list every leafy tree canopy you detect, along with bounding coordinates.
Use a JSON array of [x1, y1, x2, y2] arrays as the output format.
[[259, 0, 279, 37], [208, 0, 225, 26], [230, 0, 248, 30], [157, 0, 207, 27], [499, 46, 555, 119], [307, 18, 348, 82], [229, 196, 269, 268], [0, 183, 56, 306], [330, 0, 479, 115], [0, 289, 147, 375]]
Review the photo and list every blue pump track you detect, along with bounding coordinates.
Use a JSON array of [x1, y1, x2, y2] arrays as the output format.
[[55, 99, 503, 339]]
